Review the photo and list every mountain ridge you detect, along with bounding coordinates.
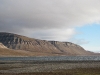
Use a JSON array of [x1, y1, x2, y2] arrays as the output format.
[[0, 32, 95, 56]]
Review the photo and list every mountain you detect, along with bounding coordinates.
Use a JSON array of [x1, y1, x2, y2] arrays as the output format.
[[0, 42, 60, 56], [0, 32, 94, 56], [0, 42, 26, 56]]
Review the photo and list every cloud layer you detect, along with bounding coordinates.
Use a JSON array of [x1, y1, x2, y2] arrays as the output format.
[[0, 0, 100, 42]]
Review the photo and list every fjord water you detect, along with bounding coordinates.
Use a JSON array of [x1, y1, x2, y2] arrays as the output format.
[[0, 56, 100, 61]]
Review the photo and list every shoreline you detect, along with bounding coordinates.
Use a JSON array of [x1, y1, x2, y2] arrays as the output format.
[[0, 56, 100, 74]]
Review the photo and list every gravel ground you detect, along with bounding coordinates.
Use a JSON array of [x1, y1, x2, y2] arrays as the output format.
[[0, 61, 100, 73]]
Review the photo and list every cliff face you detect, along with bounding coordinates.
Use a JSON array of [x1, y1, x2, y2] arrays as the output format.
[[0, 32, 93, 55]]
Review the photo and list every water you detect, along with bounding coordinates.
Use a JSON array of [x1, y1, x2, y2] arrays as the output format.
[[0, 56, 100, 61]]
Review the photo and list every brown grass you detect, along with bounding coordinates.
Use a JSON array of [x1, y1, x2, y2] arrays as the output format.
[[0, 48, 63, 56]]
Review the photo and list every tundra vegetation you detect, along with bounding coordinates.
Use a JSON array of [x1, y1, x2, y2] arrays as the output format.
[[0, 61, 100, 75]]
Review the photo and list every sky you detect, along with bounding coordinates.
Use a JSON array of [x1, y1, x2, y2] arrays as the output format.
[[0, 0, 100, 52]]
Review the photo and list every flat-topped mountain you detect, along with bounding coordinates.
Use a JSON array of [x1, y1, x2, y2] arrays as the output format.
[[0, 32, 94, 56]]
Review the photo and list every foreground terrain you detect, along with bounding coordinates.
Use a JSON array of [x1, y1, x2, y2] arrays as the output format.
[[17, 68, 100, 75], [0, 61, 100, 75], [2, 68, 99, 75]]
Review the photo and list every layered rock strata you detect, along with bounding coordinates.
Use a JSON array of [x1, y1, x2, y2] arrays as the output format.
[[0, 32, 93, 55]]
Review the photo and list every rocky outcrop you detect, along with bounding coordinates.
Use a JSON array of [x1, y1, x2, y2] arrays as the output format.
[[0, 32, 93, 55]]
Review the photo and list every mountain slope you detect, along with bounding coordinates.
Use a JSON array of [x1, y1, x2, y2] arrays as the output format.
[[0, 42, 27, 56], [0, 32, 61, 54], [0, 48, 62, 56], [0, 42, 60, 56], [49, 41, 92, 55], [0, 32, 94, 55], [0, 43, 7, 49]]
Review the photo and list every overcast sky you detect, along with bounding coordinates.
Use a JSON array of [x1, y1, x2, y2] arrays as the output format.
[[0, 0, 100, 52]]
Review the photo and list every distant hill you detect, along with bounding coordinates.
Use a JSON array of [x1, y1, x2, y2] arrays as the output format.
[[0, 32, 96, 56]]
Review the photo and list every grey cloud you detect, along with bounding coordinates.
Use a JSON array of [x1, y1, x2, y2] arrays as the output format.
[[0, 0, 100, 42], [29, 28, 76, 41]]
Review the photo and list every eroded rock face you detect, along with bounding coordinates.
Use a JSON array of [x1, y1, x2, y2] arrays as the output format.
[[0, 32, 93, 55], [0, 32, 60, 53]]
